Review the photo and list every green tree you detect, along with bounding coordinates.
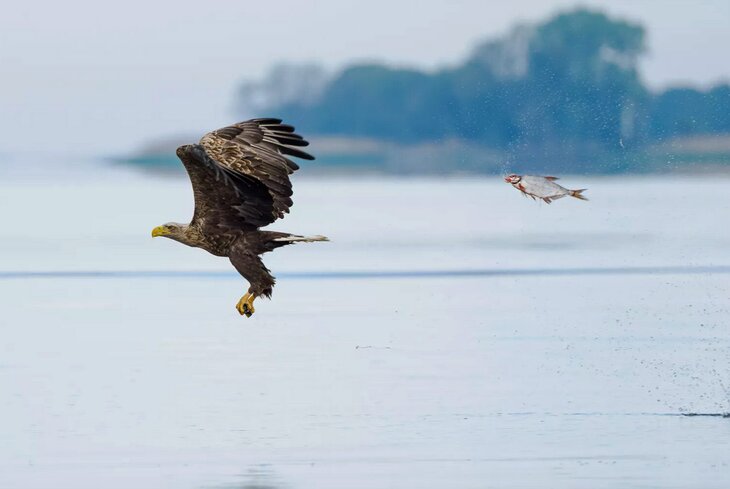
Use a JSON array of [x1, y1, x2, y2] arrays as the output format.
[[242, 8, 726, 171], [517, 9, 647, 148], [651, 85, 730, 138]]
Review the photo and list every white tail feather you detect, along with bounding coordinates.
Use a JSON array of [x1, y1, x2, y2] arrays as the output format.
[[273, 234, 329, 243]]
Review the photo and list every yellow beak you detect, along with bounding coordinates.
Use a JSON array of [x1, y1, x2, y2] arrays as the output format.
[[151, 226, 168, 238]]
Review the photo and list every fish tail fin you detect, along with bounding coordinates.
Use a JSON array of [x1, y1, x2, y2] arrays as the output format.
[[570, 189, 588, 201]]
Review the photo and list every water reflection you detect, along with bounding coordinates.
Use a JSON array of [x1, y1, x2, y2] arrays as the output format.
[[207, 465, 286, 489]]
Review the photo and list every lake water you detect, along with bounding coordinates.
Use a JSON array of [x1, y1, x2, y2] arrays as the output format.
[[1, 163, 729, 488]]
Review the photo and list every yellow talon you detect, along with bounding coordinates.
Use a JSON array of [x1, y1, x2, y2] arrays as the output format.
[[236, 293, 249, 315], [236, 293, 256, 317]]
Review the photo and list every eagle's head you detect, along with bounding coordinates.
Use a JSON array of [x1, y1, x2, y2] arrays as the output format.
[[176, 144, 194, 158], [504, 174, 522, 184], [151, 222, 187, 241]]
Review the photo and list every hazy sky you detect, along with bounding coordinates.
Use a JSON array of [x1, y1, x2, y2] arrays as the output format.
[[2, 0, 729, 155]]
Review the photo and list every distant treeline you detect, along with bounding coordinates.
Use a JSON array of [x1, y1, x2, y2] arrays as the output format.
[[236, 9, 730, 173]]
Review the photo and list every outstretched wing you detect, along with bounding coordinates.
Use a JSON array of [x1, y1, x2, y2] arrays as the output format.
[[175, 118, 314, 233], [200, 118, 314, 224], [176, 144, 275, 232]]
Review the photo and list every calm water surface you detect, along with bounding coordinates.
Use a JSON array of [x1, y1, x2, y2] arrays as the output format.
[[1, 165, 729, 488]]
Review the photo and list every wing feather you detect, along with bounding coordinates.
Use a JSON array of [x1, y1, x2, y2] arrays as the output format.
[[173, 118, 316, 234], [176, 144, 276, 232], [198, 118, 314, 224]]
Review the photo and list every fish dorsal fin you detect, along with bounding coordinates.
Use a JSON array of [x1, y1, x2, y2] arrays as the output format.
[[544, 176, 560, 181]]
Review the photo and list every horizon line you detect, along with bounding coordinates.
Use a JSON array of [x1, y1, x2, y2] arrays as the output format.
[[1, 265, 729, 281]]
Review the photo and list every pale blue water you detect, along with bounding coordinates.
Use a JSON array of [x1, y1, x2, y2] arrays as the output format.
[[1, 165, 729, 488]]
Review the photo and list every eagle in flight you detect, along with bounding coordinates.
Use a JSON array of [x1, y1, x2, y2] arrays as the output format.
[[152, 118, 328, 317]]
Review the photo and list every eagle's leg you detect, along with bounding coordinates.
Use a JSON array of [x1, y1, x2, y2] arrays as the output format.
[[236, 292, 256, 317]]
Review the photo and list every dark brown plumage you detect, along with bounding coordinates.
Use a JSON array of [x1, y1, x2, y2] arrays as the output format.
[[152, 118, 328, 317]]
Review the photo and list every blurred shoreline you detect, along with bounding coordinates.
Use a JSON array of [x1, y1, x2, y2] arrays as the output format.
[[112, 132, 730, 176]]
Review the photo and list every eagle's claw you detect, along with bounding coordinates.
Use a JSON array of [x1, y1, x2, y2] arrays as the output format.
[[236, 293, 255, 317]]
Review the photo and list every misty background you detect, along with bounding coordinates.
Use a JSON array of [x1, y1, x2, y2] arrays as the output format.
[[2, 0, 729, 175]]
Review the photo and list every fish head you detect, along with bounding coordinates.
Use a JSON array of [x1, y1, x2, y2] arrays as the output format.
[[504, 174, 522, 184]]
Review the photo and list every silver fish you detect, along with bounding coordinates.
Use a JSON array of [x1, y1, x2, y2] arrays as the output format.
[[504, 174, 588, 204]]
